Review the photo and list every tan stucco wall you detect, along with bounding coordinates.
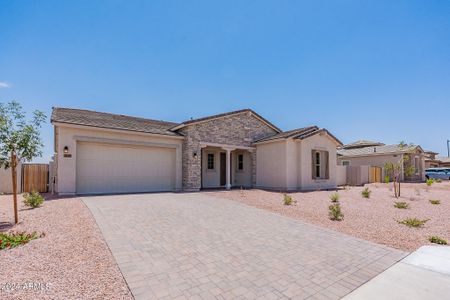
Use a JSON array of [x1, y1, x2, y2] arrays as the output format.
[[233, 150, 252, 187], [256, 140, 287, 189], [337, 153, 426, 181], [55, 124, 183, 195], [256, 132, 338, 191], [201, 147, 221, 188], [0, 164, 21, 194], [297, 133, 338, 190]]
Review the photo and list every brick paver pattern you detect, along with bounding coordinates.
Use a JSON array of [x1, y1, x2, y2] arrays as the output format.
[[83, 193, 407, 300]]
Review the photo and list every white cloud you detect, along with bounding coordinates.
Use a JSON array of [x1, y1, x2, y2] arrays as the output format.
[[0, 82, 12, 88]]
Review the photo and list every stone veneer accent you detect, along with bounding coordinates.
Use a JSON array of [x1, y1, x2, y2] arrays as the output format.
[[176, 111, 278, 191]]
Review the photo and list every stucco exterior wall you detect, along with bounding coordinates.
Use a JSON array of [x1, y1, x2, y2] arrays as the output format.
[[298, 133, 338, 190], [177, 111, 278, 191], [0, 164, 21, 194], [233, 150, 252, 187], [256, 132, 339, 191], [337, 154, 424, 181], [55, 124, 183, 195], [201, 147, 221, 188], [256, 140, 287, 189], [336, 165, 347, 186]]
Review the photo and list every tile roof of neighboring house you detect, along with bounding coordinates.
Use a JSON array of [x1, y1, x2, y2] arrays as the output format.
[[338, 144, 422, 157], [342, 140, 385, 149], [51, 107, 181, 136], [437, 156, 450, 163], [254, 126, 343, 145], [170, 109, 282, 132]]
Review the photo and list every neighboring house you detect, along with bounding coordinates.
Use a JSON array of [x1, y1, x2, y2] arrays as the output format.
[[424, 150, 440, 169], [435, 156, 450, 168], [337, 141, 426, 181], [51, 108, 342, 195]]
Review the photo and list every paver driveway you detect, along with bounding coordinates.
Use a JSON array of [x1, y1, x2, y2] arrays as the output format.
[[83, 193, 406, 300]]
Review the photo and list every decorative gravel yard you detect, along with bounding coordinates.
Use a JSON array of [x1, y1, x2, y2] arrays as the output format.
[[0, 194, 132, 300], [209, 182, 450, 252]]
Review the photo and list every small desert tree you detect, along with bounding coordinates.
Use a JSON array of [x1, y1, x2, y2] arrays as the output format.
[[384, 145, 415, 198], [0, 101, 46, 223]]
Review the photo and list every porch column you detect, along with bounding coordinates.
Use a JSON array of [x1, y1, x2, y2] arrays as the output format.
[[226, 148, 231, 190]]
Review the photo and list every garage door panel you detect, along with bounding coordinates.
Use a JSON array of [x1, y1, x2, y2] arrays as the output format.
[[76, 142, 175, 194]]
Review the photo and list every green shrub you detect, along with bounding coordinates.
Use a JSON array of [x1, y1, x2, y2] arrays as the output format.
[[435, 179, 442, 183], [384, 175, 390, 184], [23, 191, 44, 208], [397, 218, 429, 228], [394, 202, 409, 209], [328, 203, 344, 221], [429, 236, 448, 245], [426, 179, 434, 186], [361, 187, 371, 198], [330, 192, 340, 203], [429, 199, 440, 205], [283, 194, 294, 205], [0, 231, 43, 250]]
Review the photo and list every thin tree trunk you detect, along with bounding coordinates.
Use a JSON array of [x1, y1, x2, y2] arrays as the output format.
[[398, 180, 401, 197], [11, 152, 18, 224], [394, 176, 398, 198]]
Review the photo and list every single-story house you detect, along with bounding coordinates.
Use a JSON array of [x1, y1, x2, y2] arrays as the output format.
[[337, 140, 426, 181], [51, 108, 342, 195]]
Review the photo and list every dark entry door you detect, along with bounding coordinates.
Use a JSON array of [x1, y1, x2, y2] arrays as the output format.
[[220, 153, 226, 186]]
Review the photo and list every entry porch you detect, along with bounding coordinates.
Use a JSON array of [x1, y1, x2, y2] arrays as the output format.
[[200, 142, 254, 189]]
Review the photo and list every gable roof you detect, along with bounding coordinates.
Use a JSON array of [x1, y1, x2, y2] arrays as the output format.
[[338, 144, 423, 157], [342, 140, 385, 149], [254, 126, 343, 145], [170, 109, 281, 133], [51, 107, 181, 137]]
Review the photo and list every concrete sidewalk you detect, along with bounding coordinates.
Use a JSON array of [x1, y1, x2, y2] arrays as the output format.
[[344, 246, 450, 300]]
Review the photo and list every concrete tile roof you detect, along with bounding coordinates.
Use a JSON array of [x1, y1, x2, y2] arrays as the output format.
[[342, 140, 385, 149], [51, 107, 181, 136], [338, 144, 421, 157]]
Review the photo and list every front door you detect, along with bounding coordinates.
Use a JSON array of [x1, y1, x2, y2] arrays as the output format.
[[220, 153, 226, 186]]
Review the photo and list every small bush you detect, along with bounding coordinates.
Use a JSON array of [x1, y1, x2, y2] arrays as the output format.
[[429, 199, 440, 205], [426, 179, 434, 186], [328, 203, 344, 221], [361, 187, 371, 198], [23, 191, 44, 208], [330, 192, 340, 203], [394, 202, 409, 209], [429, 236, 448, 245], [0, 231, 43, 250], [384, 176, 390, 184], [436, 178, 442, 183], [283, 194, 294, 206], [397, 218, 429, 228]]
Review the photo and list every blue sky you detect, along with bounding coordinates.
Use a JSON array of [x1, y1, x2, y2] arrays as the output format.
[[1, 0, 449, 162]]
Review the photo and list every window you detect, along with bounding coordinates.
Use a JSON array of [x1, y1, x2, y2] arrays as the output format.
[[342, 160, 350, 166], [315, 152, 321, 178], [237, 154, 244, 171], [312, 150, 329, 179], [207, 153, 215, 170]]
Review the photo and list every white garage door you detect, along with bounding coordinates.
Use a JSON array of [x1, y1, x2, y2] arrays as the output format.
[[76, 142, 176, 194]]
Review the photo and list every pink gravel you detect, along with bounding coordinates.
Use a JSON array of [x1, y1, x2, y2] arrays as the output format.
[[208, 182, 450, 252], [0, 194, 132, 300]]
